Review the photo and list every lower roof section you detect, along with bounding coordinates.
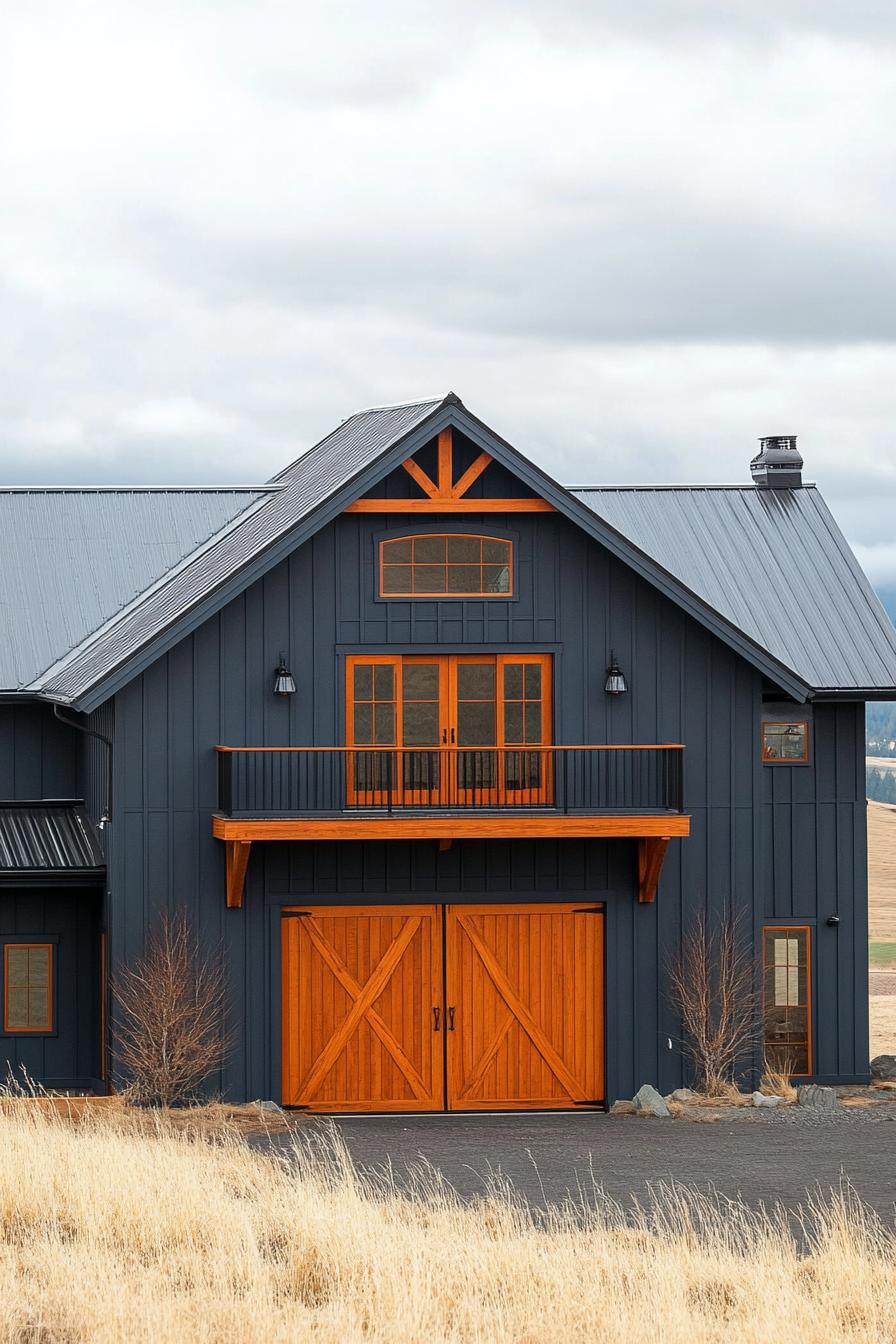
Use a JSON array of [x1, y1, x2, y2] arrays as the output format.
[[0, 801, 105, 874]]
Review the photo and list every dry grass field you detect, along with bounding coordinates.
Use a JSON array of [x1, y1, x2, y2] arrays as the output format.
[[868, 801, 896, 1056], [0, 1103, 895, 1344]]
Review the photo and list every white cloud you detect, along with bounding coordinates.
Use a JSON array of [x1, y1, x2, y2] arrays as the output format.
[[1, 1, 896, 577]]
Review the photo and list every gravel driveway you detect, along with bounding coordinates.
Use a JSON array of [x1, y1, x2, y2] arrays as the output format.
[[260, 1104, 896, 1225]]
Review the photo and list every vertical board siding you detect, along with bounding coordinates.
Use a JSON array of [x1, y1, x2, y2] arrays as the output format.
[[104, 505, 871, 1101]]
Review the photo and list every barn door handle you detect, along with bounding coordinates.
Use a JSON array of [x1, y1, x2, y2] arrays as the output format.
[[447, 1006, 455, 1031], [432, 1006, 441, 1032]]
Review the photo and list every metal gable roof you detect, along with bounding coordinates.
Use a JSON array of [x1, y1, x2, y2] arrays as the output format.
[[571, 484, 896, 693], [0, 802, 105, 872], [33, 398, 446, 705], [15, 394, 896, 706], [0, 487, 273, 690]]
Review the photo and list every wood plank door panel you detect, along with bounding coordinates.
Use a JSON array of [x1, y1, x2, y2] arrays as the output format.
[[281, 905, 444, 1111], [445, 904, 604, 1110]]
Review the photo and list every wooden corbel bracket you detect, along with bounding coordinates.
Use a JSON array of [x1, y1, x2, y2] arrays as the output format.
[[638, 837, 670, 904]]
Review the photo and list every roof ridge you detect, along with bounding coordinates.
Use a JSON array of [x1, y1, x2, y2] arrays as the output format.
[[569, 483, 817, 492], [0, 485, 280, 495]]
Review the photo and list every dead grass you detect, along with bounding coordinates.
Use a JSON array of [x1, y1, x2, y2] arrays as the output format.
[[1, 1106, 894, 1343], [760, 1060, 799, 1104], [870, 995, 896, 1058], [868, 801, 896, 942]]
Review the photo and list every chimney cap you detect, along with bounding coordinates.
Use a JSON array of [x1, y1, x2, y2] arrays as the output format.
[[751, 434, 803, 489]]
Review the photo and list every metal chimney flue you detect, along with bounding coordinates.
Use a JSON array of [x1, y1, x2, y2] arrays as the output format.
[[750, 435, 803, 489]]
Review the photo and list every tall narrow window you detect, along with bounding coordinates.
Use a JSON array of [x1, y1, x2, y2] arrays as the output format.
[[763, 927, 811, 1075], [379, 535, 512, 596], [3, 943, 53, 1033]]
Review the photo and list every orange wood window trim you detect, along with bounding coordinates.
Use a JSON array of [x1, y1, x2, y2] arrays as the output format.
[[762, 925, 812, 1076], [3, 942, 53, 1034], [761, 720, 810, 763], [345, 653, 554, 806], [344, 426, 555, 513], [379, 533, 513, 599]]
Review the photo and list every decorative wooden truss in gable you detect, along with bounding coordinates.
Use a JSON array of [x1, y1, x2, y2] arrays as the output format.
[[345, 427, 556, 513]]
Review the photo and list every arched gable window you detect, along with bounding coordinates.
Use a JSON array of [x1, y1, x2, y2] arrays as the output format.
[[379, 534, 512, 597]]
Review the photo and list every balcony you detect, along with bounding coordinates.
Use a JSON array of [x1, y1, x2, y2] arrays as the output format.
[[212, 745, 690, 907]]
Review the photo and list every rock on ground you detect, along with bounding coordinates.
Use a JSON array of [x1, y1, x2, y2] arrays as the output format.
[[669, 1088, 697, 1102], [609, 1100, 636, 1115], [751, 1091, 782, 1108], [870, 1054, 896, 1082], [796, 1084, 838, 1111], [632, 1084, 670, 1117]]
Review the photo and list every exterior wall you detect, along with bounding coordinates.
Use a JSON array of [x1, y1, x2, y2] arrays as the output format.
[[0, 703, 78, 799], [102, 497, 871, 1101], [0, 705, 104, 1087]]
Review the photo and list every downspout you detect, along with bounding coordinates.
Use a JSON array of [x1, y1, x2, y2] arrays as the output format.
[[52, 703, 113, 827]]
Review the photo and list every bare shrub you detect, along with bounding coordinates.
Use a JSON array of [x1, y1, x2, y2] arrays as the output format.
[[112, 910, 232, 1107], [667, 911, 761, 1096]]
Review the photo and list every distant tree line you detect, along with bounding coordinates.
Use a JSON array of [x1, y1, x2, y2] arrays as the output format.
[[867, 702, 896, 758], [867, 766, 896, 805]]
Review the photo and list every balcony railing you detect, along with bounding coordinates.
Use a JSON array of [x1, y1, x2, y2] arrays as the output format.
[[216, 745, 684, 817]]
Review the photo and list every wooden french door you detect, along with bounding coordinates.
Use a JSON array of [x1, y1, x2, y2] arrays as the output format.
[[345, 654, 552, 806], [281, 903, 604, 1111]]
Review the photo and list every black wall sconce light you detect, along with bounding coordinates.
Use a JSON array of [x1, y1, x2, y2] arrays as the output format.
[[273, 654, 296, 697], [604, 650, 628, 696]]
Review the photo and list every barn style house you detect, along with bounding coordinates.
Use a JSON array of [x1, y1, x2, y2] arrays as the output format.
[[2, 393, 895, 1108]]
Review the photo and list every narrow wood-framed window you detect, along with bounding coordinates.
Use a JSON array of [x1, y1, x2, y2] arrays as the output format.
[[762, 926, 811, 1075], [3, 942, 53, 1034], [379, 534, 512, 597], [761, 721, 809, 763]]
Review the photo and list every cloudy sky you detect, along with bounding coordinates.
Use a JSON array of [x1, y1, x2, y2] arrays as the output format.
[[2, 2, 896, 584]]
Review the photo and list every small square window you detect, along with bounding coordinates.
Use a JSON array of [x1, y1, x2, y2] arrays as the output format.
[[762, 721, 809, 763], [4, 943, 53, 1033]]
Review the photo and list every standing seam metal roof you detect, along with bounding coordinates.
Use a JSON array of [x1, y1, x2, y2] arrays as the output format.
[[0, 488, 274, 689], [34, 399, 445, 701], [0, 802, 105, 871], [12, 395, 896, 702], [570, 485, 896, 691]]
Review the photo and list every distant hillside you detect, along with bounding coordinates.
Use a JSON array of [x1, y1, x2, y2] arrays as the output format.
[[868, 800, 896, 943]]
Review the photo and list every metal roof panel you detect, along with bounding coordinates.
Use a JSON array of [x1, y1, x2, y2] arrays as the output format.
[[0, 488, 269, 689], [571, 485, 896, 691], [0, 802, 105, 871]]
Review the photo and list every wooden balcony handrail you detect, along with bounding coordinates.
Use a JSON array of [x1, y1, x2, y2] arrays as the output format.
[[215, 743, 686, 753]]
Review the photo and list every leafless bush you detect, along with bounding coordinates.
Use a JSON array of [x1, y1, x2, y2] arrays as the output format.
[[112, 910, 232, 1107], [666, 911, 760, 1096]]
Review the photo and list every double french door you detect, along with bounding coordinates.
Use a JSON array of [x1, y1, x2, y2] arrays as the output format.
[[345, 653, 552, 806]]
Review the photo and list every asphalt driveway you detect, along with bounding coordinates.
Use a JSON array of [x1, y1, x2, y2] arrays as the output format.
[[261, 1109, 896, 1224]]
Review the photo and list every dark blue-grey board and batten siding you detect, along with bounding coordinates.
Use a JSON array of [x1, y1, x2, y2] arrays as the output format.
[[103, 495, 870, 1102]]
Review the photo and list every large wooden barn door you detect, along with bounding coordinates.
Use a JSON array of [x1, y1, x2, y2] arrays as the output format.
[[281, 906, 444, 1111], [444, 904, 604, 1110]]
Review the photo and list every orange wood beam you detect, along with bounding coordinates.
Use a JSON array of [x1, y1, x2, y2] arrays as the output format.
[[437, 427, 453, 495], [225, 839, 252, 908], [450, 450, 493, 499], [214, 815, 690, 843], [401, 456, 439, 498], [637, 837, 670, 904], [344, 498, 556, 513]]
